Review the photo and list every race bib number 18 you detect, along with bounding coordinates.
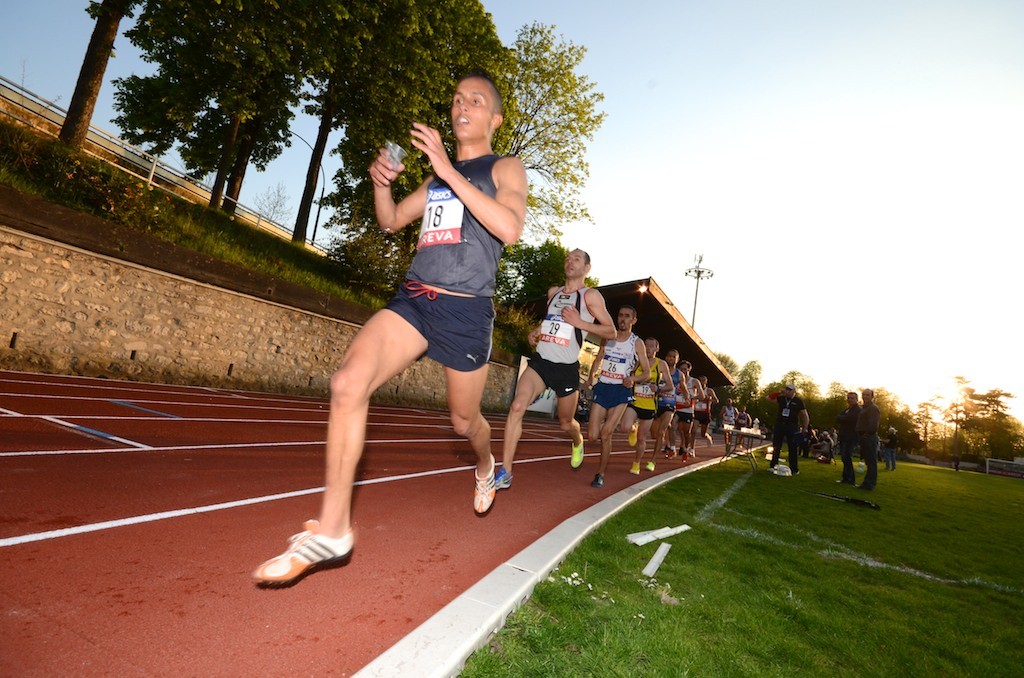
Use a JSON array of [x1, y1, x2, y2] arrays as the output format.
[[419, 186, 465, 249]]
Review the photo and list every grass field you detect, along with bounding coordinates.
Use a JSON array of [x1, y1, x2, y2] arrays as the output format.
[[461, 454, 1023, 677]]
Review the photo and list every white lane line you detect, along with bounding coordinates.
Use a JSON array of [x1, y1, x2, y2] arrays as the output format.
[[0, 407, 24, 416], [0, 372, 324, 403], [0, 390, 329, 414], [0, 434, 561, 458], [39, 416, 152, 450], [0, 451, 628, 549], [0, 391, 491, 424]]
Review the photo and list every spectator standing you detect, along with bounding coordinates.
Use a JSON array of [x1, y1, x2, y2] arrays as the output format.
[[856, 388, 881, 490], [883, 426, 898, 471], [767, 383, 809, 474], [835, 391, 861, 485]]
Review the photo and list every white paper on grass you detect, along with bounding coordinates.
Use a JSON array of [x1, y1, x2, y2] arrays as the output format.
[[626, 527, 669, 545], [642, 542, 672, 577], [629, 524, 691, 546]]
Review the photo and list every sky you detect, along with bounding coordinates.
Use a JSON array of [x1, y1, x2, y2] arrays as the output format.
[[3, 0, 1023, 422]]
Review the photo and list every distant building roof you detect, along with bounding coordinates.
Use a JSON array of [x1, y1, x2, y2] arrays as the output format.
[[528, 277, 735, 387]]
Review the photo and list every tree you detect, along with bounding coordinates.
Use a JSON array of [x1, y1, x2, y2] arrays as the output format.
[[915, 399, 940, 453], [501, 23, 606, 240], [712, 352, 740, 401], [942, 376, 975, 458], [114, 0, 338, 211], [59, 0, 140, 149], [320, 16, 606, 249], [318, 0, 506, 248], [731, 360, 762, 410], [253, 182, 292, 224], [290, 2, 377, 244], [968, 388, 1023, 460], [496, 239, 573, 305]]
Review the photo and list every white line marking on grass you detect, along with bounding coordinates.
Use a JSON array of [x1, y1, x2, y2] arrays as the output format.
[[694, 471, 753, 523], [711, 508, 1023, 595]]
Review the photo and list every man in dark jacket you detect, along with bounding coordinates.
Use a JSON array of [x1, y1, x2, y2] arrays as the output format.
[[835, 391, 861, 485], [767, 384, 808, 474], [856, 389, 882, 490]]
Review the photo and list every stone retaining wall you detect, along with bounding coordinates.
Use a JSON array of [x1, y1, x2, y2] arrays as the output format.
[[0, 225, 518, 410]]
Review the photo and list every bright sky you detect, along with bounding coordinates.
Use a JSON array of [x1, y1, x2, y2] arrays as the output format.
[[3, 1, 1023, 421]]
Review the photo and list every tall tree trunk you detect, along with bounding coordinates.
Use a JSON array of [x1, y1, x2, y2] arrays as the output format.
[[222, 119, 259, 216], [209, 114, 241, 209], [59, 0, 131, 148], [293, 81, 335, 243]]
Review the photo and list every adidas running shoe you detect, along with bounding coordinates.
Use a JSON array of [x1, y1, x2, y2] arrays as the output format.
[[253, 520, 353, 587], [474, 457, 496, 514]]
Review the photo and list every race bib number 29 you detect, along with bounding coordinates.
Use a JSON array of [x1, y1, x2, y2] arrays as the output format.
[[419, 186, 465, 249], [540, 294, 576, 347]]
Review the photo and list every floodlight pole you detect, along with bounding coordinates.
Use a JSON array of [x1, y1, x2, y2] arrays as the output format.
[[684, 254, 714, 328]]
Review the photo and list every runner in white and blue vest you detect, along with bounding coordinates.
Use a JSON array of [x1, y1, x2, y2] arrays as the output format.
[[495, 249, 616, 490], [585, 306, 650, 488]]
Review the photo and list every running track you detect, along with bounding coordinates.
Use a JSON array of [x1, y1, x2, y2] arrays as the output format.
[[0, 370, 723, 675]]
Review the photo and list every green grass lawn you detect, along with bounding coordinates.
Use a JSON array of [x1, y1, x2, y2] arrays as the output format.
[[462, 456, 1024, 677]]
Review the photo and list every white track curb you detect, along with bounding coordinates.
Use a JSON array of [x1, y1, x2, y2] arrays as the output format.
[[355, 453, 748, 677]]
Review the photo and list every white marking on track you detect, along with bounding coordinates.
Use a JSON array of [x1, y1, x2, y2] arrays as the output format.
[[0, 450, 637, 548], [40, 415, 152, 449]]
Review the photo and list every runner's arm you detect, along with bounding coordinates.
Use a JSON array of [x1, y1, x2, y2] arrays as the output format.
[[658, 360, 675, 394], [564, 289, 615, 341], [588, 342, 607, 384]]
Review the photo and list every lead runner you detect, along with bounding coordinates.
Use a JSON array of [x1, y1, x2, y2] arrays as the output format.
[[254, 70, 527, 587]]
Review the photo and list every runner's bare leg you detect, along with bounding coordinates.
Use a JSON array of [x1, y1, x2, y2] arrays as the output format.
[[318, 310, 427, 538]]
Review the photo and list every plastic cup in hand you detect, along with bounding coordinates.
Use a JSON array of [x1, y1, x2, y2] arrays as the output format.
[[384, 140, 407, 170]]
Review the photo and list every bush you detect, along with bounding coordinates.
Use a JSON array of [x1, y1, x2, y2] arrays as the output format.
[[0, 119, 171, 231]]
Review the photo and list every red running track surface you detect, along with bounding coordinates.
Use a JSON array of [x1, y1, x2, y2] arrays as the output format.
[[0, 370, 718, 675]]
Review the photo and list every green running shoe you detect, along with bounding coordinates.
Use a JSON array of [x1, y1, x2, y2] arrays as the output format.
[[570, 440, 585, 468]]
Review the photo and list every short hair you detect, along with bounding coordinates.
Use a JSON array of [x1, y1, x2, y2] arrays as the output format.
[[459, 69, 503, 114], [619, 304, 637, 317]]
